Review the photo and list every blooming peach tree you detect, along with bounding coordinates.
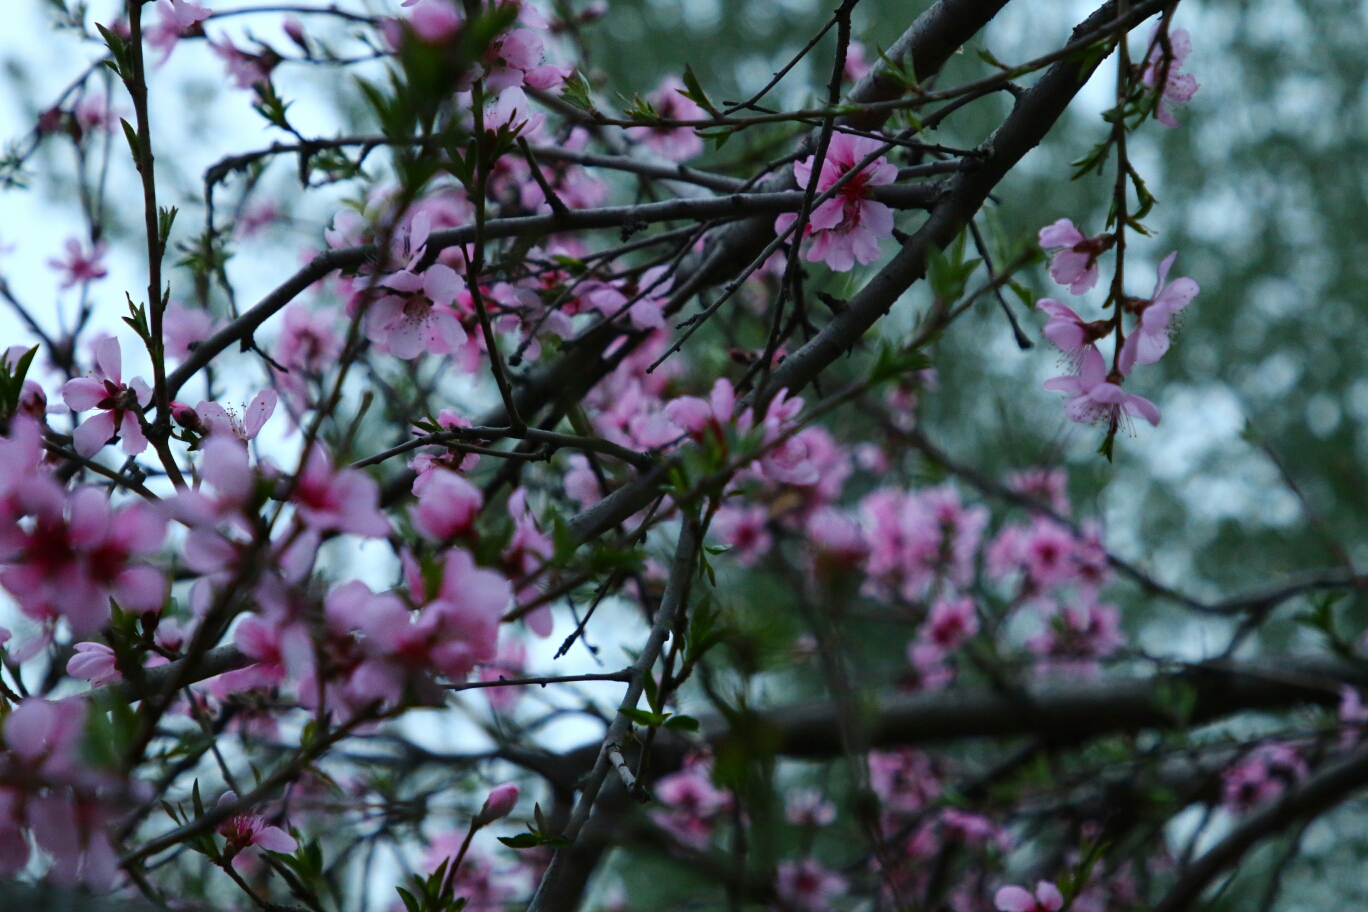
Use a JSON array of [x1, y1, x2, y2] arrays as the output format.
[[0, 2, 1359, 912]]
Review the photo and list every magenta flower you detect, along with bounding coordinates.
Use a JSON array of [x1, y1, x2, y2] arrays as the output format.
[[1140, 26, 1199, 128], [1028, 598, 1125, 677], [47, 237, 108, 289], [712, 504, 772, 567], [1043, 346, 1160, 428], [626, 75, 708, 162], [195, 389, 277, 442], [277, 303, 343, 371], [843, 40, 870, 82], [1, 485, 167, 635], [919, 595, 979, 653], [215, 791, 298, 870], [62, 336, 153, 458], [1037, 218, 1110, 294], [1221, 744, 1308, 812], [665, 377, 739, 442], [868, 748, 941, 814], [406, 0, 462, 44], [995, 881, 1064, 912], [291, 448, 392, 538], [411, 468, 483, 540], [474, 783, 519, 826], [775, 132, 898, 272], [775, 859, 848, 912], [1117, 251, 1199, 374]]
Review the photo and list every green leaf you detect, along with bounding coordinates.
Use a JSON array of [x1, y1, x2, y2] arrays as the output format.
[[868, 342, 932, 386], [662, 714, 700, 732], [679, 64, 720, 117], [120, 118, 140, 170], [497, 833, 546, 849], [158, 205, 178, 250], [559, 70, 596, 113], [396, 887, 423, 912], [620, 706, 669, 728]]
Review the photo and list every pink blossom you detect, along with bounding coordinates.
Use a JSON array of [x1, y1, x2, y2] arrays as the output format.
[[869, 749, 940, 816], [482, 29, 547, 93], [483, 86, 545, 138], [0, 789, 31, 876], [806, 506, 869, 571], [67, 642, 120, 686], [775, 132, 898, 272], [217, 615, 308, 692], [651, 757, 732, 849], [324, 209, 367, 249], [5, 697, 89, 784], [784, 788, 837, 827], [1028, 599, 1125, 677], [1221, 744, 1308, 812], [146, 0, 212, 65], [410, 409, 481, 477], [859, 485, 987, 603], [411, 469, 483, 540], [62, 336, 153, 458], [368, 265, 468, 359], [712, 504, 772, 567], [1038, 219, 1110, 295], [400, 549, 512, 680], [209, 37, 278, 89], [1117, 252, 1199, 374], [1037, 298, 1108, 361], [291, 447, 392, 537], [28, 795, 119, 890], [843, 40, 870, 82], [626, 75, 707, 162], [1043, 345, 1160, 428], [47, 237, 108, 289], [995, 881, 1064, 912], [775, 859, 848, 912], [478, 638, 527, 714], [195, 390, 277, 442], [1, 486, 167, 634], [503, 489, 554, 635], [1007, 467, 1071, 516], [665, 377, 739, 442], [406, 0, 462, 44], [475, 783, 519, 826], [909, 594, 979, 683], [1340, 686, 1368, 748], [1139, 26, 1199, 128], [215, 791, 298, 870], [163, 301, 222, 361]]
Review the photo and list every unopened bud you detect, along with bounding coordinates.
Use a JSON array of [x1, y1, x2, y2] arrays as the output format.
[[474, 783, 519, 826]]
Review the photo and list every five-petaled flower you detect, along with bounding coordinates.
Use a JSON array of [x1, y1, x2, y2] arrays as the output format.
[[1140, 26, 1199, 128], [1038, 219, 1112, 295], [1117, 252, 1199, 374], [215, 791, 298, 871], [47, 237, 108, 289], [61, 337, 153, 458], [1043, 346, 1160, 429], [775, 132, 897, 272]]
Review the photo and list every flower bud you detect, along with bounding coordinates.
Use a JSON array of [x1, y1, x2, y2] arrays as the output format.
[[474, 783, 519, 826]]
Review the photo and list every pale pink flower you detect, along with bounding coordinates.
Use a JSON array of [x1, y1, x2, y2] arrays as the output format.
[[5, 697, 89, 784], [918, 595, 979, 653], [407, 0, 462, 44], [324, 209, 367, 249], [1007, 467, 1071, 516], [626, 75, 707, 162], [410, 409, 480, 477], [651, 756, 732, 849], [869, 749, 940, 815], [195, 390, 277, 442], [146, 0, 212, 65], [368, 264, 468, 359], [215, 791, 298, 870], [478, 638, 527, 714], [785, 788, 837, 828], [163, 301, 222, 361], [504, 488, 554, 635], [401, 548, 512, 680], [481, 29, 547, 93], [843, 40, 870, 82], [28, 795, 119, 890], [775, 132, 898, 272], [62, 336, 153, 458], [806, 506, 869, 570], [1117, 252, 1199, 374], [411, 469, 483, 540], [1037, 298, 1106, 360], [1139, 26, 1199, 128], [67, 642, 120, 686], [1038, 219, 1109, 294], [712, 504, 772, 567], [665, 377, 739, 441], [474, 783, 519, 826], [1028, 599, 1125, 677], [483, 86, 545, 138], [995, 881, 1064, 912], [775, 859, 848, 912], [48, 237, 108, 289], [0, 789, 31, 876], [209, 37, 278, 89], [291, 448, 391, 537], [1043, 346, 1160, 428], [217, 615, 306, 692]]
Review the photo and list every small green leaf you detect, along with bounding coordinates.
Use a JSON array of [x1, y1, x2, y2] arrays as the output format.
[[679, 64, 720, 117], [662, 714, 700, 732], [497, 833, 546, 849], [620, 706, 669, 728], [120, 118, 140, 170]]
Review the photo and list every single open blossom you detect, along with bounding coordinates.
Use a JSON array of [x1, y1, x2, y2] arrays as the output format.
[[626, 75, 707, 162], [1028, 598, 1125, 677], [195, 390, 277, 442], [775, 132, 897, 272], [909, 594, 979, 685], [995, 881, 1064, 912], [215, 791, 298, 870], [324, 209, 367, 249], [650, 753, 732, 849], [404, 0, 462, 45], [163, 300, 221, 361], [146, 0, 212, 65], [48, 237, 108, 289], [712, 503, 772, 567], [1118, 252, 1199, 374], [1037, 298, 1108, 362], [1038, 219, 1111, 294], [869, 749, 940, 815], [5, 696, 90, 784], [368, 264, 468, 359], [210, 37, 279, 90], [1043, 345, 1160, 428], [775, 859, 848, 912], [1140, 26, 1199, 127], [291, 448, 392, 537], [785, 788, 837, 828], [1221, 744, 1308, 812], [62, 336, 153, 458], [843, 40, 870, 82]]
